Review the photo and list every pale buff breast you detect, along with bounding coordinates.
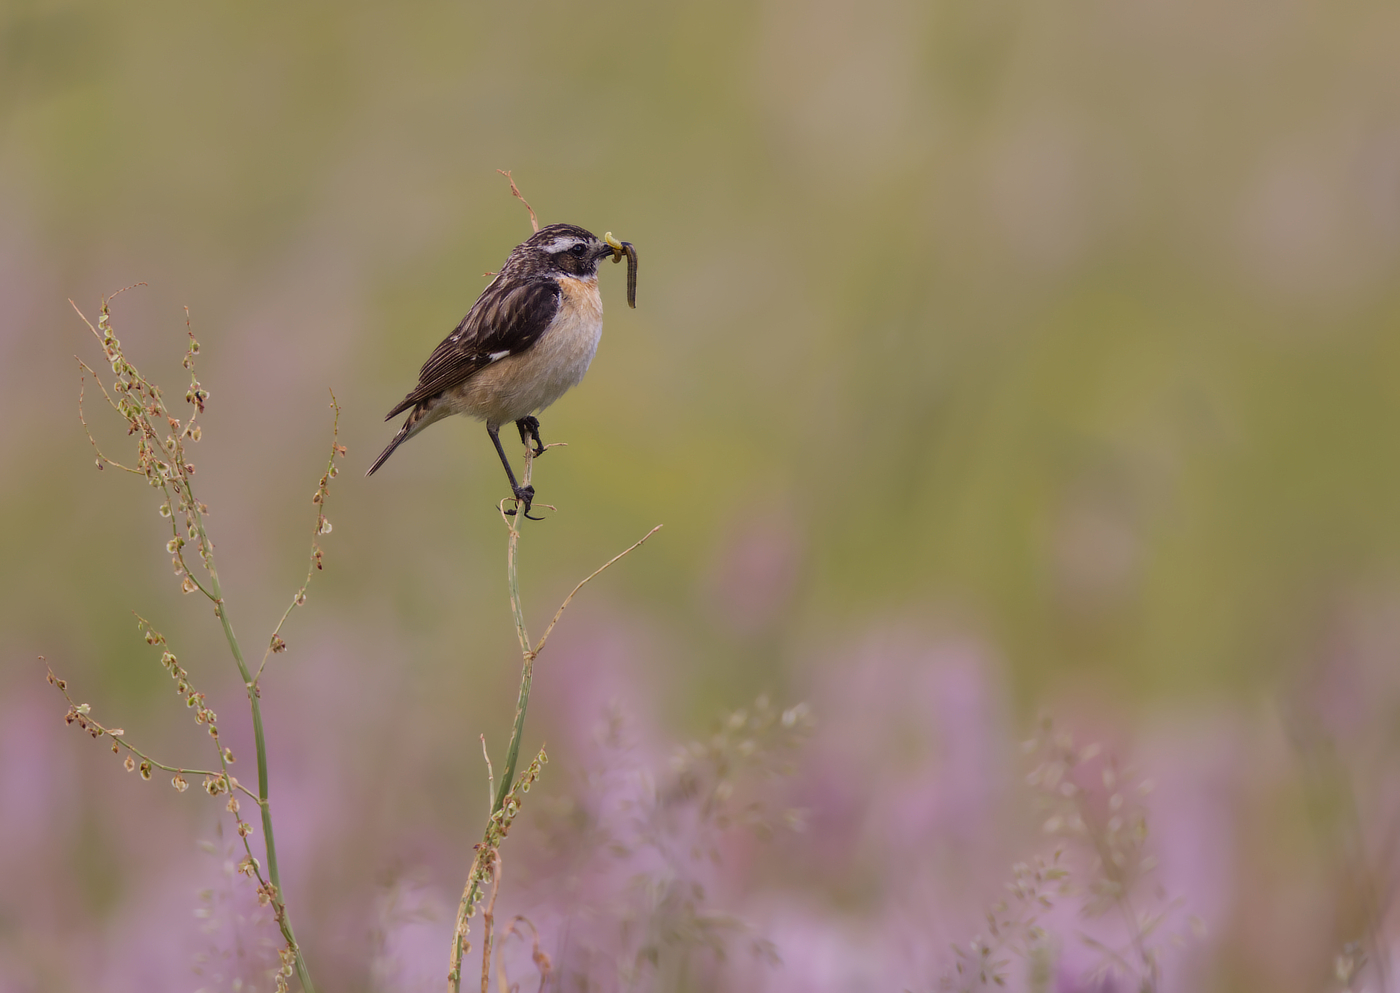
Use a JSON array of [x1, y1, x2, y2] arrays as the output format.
[[449, 275, 603, 428]]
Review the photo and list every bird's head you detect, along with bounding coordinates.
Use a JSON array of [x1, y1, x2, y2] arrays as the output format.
[[502, 223, 637, 307], [517, 223, 615, 277]]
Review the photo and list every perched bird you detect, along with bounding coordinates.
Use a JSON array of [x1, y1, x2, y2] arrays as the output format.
[[368, 223, 636, 517]]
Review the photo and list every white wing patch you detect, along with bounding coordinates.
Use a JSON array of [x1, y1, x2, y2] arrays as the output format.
[[488, 349, 510, 362]]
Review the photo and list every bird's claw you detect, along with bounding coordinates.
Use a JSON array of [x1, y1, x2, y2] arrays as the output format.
[[504, 483, 543, 520], [516, 416, 546, 457]]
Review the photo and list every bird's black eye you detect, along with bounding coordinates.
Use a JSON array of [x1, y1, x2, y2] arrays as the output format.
[[569, 243, 586, 257]]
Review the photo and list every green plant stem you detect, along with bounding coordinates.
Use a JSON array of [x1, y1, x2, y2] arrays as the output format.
[[495, 468, 535, 813], [449, 449, 537, 991], [192, 512, 315, 993], [74, 298, 315, 993], [447, 444, 661, 992]]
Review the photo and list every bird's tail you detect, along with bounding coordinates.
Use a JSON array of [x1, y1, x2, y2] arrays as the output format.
[[366, 417, 415, 476], [367, 401, 449, 476], [364, 422, 408, 476]]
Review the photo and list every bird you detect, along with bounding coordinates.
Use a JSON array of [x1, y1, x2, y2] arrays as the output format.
[[367, 223, 636, 519]]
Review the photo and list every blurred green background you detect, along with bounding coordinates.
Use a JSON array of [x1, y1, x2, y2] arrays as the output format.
[[4, 1, 1400, 990]]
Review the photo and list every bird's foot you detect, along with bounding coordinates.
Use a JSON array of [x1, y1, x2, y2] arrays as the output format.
[[505, 483, 544, 521], [516, 416, 546, 457]]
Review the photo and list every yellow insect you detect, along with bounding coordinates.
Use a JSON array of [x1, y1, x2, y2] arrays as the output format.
[[603, 231, 638, 309]]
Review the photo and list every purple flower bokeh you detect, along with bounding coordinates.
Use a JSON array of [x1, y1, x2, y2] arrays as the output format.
[[5, 607, 1398, 991]]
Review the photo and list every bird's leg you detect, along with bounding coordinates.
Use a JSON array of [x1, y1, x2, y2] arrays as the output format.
[[489, 424, 541, 519], [516, 416, 546, 457]]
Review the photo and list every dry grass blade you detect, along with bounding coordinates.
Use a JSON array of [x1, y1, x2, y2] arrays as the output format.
[[495, 916, 551, 993], [532, 523, 662, 660], [497, 169, 539, 233]]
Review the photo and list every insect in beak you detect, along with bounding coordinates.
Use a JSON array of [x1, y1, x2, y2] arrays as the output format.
[[604, 231, 638, 309]]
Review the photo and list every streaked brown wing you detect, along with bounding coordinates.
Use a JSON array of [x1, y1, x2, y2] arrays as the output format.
[[385, 278, 562, 419]]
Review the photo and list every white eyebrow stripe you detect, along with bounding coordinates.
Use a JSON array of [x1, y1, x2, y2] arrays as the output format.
[[488, 349, 510, 362], [540, 236, 582, 253]]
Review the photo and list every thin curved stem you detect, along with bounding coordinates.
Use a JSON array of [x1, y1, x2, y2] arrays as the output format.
[[447, 436, 661, 992], [69, 297, 316, 993]]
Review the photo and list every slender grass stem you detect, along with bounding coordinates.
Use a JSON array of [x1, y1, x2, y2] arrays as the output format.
[[447, 441, 661, 992], [69, 297, 317, 993], [192, 517, 314, 993]]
